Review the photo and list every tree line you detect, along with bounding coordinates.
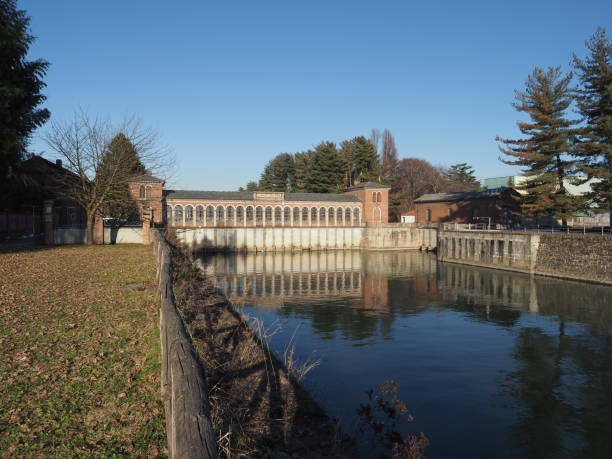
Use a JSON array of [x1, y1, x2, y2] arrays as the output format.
[[243, 130, 480, 221], [497, 27, 612, 226]]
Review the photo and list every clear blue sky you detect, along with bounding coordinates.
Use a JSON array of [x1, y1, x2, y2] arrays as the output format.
[[21, 0, 611, 190]]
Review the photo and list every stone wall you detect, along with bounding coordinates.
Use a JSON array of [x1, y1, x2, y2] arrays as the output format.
[[536, 233, 612, 284], [361, 224, 436, 249]]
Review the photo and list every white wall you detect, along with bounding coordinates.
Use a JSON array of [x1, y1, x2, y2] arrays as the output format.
[[103, 227, 143, 244]]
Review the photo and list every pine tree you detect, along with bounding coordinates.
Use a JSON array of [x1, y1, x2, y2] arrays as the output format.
[[0, 0, 50, 206], [572, 27, 612, 225], [258, 153, 295, 191], [293, 150, 313, 192], [497, 67, 579, 226], [350, 136, 380, 182], [305, 142, 345, 193], [442, 163, 480, 191]]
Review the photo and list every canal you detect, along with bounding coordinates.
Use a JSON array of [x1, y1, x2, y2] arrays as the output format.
[[197, 250, 612, 458]]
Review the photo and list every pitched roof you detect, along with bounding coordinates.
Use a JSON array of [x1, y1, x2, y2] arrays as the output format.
[[130, 173, 164, 183], [414, 187, 516, 203], [164, 190, 360, 203], [345, 181, 390, 191]]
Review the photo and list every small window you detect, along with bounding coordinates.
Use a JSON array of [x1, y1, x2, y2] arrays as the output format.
[[377, 192, 382, 203], [426, 209, 431, 222], [139, 185, 145, 199], [372, 192, 377, 202]]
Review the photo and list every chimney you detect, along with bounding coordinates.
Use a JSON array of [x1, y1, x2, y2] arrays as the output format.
[[55, 159, 62, 167]]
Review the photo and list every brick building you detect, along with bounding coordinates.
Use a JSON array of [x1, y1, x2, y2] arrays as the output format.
[[128, 176, 389, 227], [413, 187, 521, 226]]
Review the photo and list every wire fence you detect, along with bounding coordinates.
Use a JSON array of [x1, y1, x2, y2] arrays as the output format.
[[463, 223, 612, 235]]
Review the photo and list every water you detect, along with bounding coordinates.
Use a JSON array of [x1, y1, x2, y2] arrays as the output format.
[[197, 250, 612, 458]]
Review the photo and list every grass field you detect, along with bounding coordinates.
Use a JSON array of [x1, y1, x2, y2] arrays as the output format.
[[0, 244, 166, 457]]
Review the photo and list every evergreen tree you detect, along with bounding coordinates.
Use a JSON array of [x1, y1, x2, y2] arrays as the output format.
[[100, 133, 146, 220], [293, 150, 314, 192], [245, 181, 259, 192], [350, 136, 380, 182], [572, 27, 612, 224], [258, 152, 295, 191], [442, 163, 480, 191], [497, 67, 579, 225], [305, 141, 345, 193], [0, 0, 50, 205]]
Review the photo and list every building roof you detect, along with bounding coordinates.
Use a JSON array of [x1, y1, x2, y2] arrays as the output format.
[[414, 187, 515, 203], [130, 173, 165, 183], [345, 181, 390, 191], [164, 190, 360, 203]]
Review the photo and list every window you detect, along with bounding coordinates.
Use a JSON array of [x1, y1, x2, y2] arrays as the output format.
[[426, 208, 431, 222], [265, 206, 273, 223], [274, 207, 282, 224], [372, 192, 377, 202], [216, 205, 225, 224], [337, 207, 343, 224], [377, 192, 382, 203], [353, 208, 360, 225], [448, 207, 452, 219], [255, 206, 263, 223], [293, 207, 300, 224], [139, 185, 145, 199], [328, 207, 335, 225], [196, 205, 204, 222], [284, 207, 291, 224], [237, 206, 244, 223], [246, 206, 254, 223], [345, 208, 351, 225], [311, 207, 317, 224], [206, 205, 214, 222], [302, 207, 309, 224], [185, 205, 194, 222], [319, 207, 326, 224], [227, 206, 234, 223], [146, 185, 152, 199], [174, 205, 183, 223]]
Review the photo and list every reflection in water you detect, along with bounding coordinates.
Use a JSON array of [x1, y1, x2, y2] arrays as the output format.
[[198, 250, 612, 458]]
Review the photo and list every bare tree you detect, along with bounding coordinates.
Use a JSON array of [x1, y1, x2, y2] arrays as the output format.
[[44, 110, 174, 244], [369, 128, 381, 155], [390, 158, 445, 220], [381, 129, 399, 180]]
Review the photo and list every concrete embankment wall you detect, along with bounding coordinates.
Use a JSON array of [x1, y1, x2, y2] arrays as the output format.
[[437, 230, 539, 273], [54, 227, 143, 244], [174, 224, 435, 252], [437, 229, 612, 285]]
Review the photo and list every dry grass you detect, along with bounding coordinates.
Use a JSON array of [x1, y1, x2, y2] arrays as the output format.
[[171, 247, 359, 458], [0, 244, 166, 457]]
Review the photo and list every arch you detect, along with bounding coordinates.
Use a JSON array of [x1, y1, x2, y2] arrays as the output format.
[[265, 206, 273, 223], [255, 206, 263, 224], [139, 185, 145, 199], [174, 205, 183, 224], [353, 207, 360, 225], [216, 205, 225, 225], [328, 207, 335, 225], [283, 206, 291, 225], [236, 205, 245, 225], [185, 205, 194, 223], [274, 206, 282, 224], [196, 205, 204, 223], [345, 208, 351, 226], [301, 207, 309, 224], [336, 207, 343, 225], [166, 205, 172, 223], [319, 206, 326, 225], [246, 206, 254, 224], [227, 205, 235, 225], [293, 207, 300, 225], [311, 207, 317, 225], [206, 205, 214, 225]]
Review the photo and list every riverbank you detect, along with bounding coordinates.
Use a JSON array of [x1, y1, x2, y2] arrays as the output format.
[[0, 244, 166, 456], [169, 244, 359, 458]]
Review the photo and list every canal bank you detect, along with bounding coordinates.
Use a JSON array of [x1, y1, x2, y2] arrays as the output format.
[[437, 230, 612, 286]]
